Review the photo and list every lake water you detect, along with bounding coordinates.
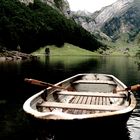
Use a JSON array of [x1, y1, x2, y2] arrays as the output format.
[[0, 55, 140, 140]]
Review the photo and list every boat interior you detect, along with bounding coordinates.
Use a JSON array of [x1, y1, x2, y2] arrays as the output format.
[[35, 74, 130, 115]]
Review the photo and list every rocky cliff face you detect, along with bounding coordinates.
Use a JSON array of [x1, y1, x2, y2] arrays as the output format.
[[19, 0, 33, 5], [94, 0, 133, 29], [102, 0, 140, 42], [71, 0, 140, 43], [19, 0, 71, 17]]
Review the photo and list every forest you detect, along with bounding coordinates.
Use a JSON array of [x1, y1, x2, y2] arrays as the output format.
[[0, 0, 104, 53]]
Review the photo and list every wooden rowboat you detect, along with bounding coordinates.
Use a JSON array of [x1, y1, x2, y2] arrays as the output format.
[[23, 73, 137, 138]]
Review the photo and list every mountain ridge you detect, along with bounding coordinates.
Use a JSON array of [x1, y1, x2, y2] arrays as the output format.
[[71, 0, 140, 44]]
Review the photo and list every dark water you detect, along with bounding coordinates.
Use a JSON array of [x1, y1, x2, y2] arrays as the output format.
[[0, 55, 140, 140]]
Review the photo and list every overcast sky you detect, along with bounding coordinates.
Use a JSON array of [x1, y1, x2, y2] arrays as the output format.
[[67, 0, 117, 13]]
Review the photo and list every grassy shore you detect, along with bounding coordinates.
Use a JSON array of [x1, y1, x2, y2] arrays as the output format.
[[32, 43, 140, 57], [1, 42, 139, 62], [32, 43, 100, 56], [100, 40, 140, 56]]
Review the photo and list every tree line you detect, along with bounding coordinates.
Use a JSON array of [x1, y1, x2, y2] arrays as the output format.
[[0, 0, 104, 53]]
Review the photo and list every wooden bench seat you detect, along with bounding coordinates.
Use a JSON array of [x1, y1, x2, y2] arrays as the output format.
[[56, 91, 126, 98], [38, 102, 126, 111], [73, 80, 116, 85]]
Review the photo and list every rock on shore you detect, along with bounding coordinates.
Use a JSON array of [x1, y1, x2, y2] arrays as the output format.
[[0, 50, 37, 61]]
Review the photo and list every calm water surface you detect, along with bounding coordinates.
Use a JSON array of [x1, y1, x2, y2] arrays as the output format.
[[0, 55, 140, 140]]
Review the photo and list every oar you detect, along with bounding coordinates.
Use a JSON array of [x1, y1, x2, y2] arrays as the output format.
[[24, 78, 67, 90], [113, 84, 140, 93]]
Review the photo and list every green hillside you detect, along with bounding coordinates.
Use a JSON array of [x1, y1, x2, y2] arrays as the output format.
[[32, 43, 100, 56], [0, 0, 104, 53]]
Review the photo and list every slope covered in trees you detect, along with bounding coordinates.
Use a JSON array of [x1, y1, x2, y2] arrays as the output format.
[[0, 0, 104, 53]]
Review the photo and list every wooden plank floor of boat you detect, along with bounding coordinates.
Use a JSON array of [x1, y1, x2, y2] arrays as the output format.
[[39, 91, 126, 114], [55, 91, 125, 115], [66, 95, 111, 114]]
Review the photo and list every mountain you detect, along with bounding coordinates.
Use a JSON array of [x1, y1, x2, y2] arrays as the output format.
[[0, 0, 104, 53], [71, 0, 140, 44], [19, 0, 71, 17]]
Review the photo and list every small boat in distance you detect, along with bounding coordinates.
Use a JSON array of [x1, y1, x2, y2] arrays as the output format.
[[23, 73, 137, 137]]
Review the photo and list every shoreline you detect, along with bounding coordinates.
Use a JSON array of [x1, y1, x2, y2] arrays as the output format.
[[0, 50, 37, 61]]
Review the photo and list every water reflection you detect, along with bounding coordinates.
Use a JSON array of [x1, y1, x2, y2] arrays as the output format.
[[135, 55, 140, 71], [38, 56, 140, 86], [0, 56, 140, 140], [34, 125, 130, 140], [128, 115, 140, 140], [127, 92, 140, 140], [30, 115, 131, 140], [40, 55, 99, 70]]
